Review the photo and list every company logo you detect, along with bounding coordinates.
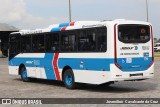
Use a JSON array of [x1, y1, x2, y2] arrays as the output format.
[[120, 47, 133, 50], [120, 46, 138, 50], [134, 46, 138, 50], [2, 99, 11, 104]]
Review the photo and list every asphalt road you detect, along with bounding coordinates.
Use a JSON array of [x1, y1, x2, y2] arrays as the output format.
[[0, 58, 160, 107]]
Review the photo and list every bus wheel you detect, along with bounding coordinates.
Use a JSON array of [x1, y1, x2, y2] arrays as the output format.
[[63, 69, 76, 89], [20, 67, 30, 82]]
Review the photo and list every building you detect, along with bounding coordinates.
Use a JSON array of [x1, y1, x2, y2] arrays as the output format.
[[0, 23, 18, 57]]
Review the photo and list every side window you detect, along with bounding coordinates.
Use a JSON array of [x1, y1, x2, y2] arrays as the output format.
[[46, 33, 60, 52], [78, 28, 96, 52], [32, 34, 45, 52], [9, 34, 20, 59], [21, 35, 31, 53], [97, 27, 107, 52], [60, 32, 76, 52]]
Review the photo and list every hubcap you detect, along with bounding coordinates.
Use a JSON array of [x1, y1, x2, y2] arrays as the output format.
[[22, 69, 27, 80], [65, 74, 72, 86]]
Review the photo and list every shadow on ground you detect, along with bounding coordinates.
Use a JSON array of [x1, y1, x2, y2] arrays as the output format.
[[13, 78, 157, 93]]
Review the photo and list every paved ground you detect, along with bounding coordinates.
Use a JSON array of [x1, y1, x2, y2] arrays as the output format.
[[0, 58, 160, 107]]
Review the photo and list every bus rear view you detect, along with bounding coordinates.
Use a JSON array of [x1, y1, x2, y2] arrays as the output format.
[[112, 22, 154, 81]]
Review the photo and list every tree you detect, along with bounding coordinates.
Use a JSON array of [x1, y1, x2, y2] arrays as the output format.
[[154, 38, 158, 43]]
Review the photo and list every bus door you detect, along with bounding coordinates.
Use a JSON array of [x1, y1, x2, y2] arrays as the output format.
[[115, 24, 153, 72], [9, 34, 21, 60]]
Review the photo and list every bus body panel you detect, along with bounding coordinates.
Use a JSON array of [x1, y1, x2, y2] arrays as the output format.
[[9, 52, 114, 83], [110, 64, 154, 81], [115, 23, 153, 72]]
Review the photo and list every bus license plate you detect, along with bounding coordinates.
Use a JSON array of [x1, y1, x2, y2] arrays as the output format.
[[130, 73, 143, 77]]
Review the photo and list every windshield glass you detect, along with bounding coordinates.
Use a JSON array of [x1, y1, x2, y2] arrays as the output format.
[[118, 24, 150, 43]]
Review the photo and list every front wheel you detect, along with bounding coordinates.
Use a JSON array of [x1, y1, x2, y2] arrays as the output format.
[[63, 69, 76, 89], [20, 67, 30, 82]]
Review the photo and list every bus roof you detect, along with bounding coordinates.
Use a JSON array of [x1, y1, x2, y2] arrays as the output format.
[[10, 19, 151, 35]]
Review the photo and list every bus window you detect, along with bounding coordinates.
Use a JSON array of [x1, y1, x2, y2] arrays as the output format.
[[46, 33, 60, 52], [21, 35, 31, 53], [78, 28, 96, 52], [97, 27, 107, 52], [60, 32, 76, 52], [32, 34, 45, 53], [118, 24, 150, 43]]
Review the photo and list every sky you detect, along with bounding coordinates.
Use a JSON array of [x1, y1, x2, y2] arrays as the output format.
[[0, 0, 160, 38]]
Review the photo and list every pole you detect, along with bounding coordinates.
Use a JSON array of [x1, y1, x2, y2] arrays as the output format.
[[69, 0, 72, 22], [146, 0, 149, 22]]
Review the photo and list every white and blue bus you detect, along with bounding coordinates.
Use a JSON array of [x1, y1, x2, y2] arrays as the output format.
[[9, 19, 154, 89]]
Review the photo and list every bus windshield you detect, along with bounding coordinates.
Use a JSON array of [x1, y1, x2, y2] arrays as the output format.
[[118, 24, 150, 43]]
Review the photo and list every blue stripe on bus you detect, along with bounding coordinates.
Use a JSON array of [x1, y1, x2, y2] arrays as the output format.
[[9, 53, 56, 80], [58, 58, 114, 71], [59, 23, 69, 27], [8, 53, 152, 80], [51, 27, 62, 32], [51, 22, 70, 32], [9, 56, 114, 71], [58, 57, 152, 72], [117, 57, 152, 71], [43, 53, 56, 79]]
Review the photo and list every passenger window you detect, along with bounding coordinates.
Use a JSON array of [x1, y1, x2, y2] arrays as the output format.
[[97, 27, 107, 52], [32, 34, 45, 52], [60, 32, 76, 52], [21, 35, 31, 53], [46, 33, 60, 52], [78, 29, 96, 52], [77, 27, 107, 52]]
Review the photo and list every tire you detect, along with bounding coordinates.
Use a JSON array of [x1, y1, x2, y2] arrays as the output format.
[[20, 67, 30, 82], [63, 69, 76, 89]]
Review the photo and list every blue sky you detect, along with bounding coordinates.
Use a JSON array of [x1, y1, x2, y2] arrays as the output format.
[[0, 0, 159, 38]]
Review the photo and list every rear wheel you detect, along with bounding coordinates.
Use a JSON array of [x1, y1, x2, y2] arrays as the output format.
[[20, 67, 30, 82], [63, 69, 76, 89]]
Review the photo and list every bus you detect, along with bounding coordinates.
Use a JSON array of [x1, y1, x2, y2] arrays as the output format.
[[9, 19, 154, 89]]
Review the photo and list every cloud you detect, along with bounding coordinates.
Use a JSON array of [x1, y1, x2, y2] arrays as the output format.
[[0, 0, 160, 38], [0, 0, 67, 29], [13, 15, 67, 29], [0, 0, 25, 22]]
